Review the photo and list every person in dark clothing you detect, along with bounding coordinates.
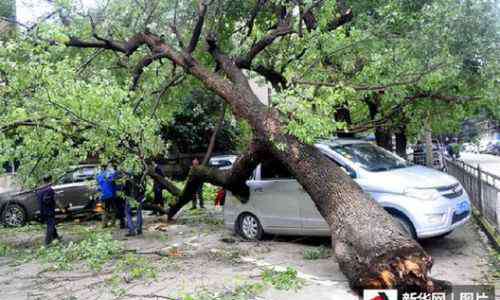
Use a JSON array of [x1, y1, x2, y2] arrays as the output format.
[[124, 174, 146, 236], [151, 164, 165, 215], [36, 175, 60, 246], [191, 158, 204, 209], [113, 171, 127, 229]]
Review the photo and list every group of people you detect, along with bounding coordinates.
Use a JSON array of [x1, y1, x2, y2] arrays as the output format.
[[36, 159, 218, 246], [96, 165, 147, 237], [36, 163, 168, 246]]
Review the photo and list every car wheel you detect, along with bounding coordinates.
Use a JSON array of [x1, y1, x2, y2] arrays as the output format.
[[393, 216, 416, 239], [238, 213, 263, 240], [1, 203, 27, 227]]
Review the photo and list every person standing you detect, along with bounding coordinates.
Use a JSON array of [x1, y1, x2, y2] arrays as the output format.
[[36, 175, 60, 246], [113, 170, 127, 229], [191, 158, 204, 209], [124, 174, 145, 236], [96, 165, 118, 227], [151, 163, 165, 215]]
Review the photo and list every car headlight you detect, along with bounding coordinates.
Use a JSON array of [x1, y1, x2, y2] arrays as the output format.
[[426, 213, 446, 224], [404, 188, 442, 201]]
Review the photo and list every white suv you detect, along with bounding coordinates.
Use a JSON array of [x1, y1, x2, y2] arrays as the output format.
[[224, 138, 471, 240]]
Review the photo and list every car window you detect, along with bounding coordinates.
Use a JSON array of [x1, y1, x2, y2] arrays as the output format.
[[209, 160, 232, 168], [261, 160, 294, 180], [57, 173, 74, 185], [56, 167, 96, 185], [324, 155, 356, 178], [73, 167, 97, 182], [330, 143, 408, 172]]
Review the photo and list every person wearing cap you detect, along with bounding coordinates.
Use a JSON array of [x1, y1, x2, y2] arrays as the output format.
[[36, 175, 60, 245]]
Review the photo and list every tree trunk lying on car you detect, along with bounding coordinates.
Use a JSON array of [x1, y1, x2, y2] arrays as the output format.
[[64, 1, 449, 293]]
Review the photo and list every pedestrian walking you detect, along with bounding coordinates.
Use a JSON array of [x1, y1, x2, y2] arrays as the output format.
[[36, 175, 60, 246], [191, 158, 204, 209]]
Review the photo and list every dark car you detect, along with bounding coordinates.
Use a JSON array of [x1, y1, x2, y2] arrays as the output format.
[[0, 165, 99, 227]]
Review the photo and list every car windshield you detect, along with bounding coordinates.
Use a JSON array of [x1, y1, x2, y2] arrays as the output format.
[[330, 143, 409, 172]]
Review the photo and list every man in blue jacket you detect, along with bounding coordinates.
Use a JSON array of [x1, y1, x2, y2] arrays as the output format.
[[36, 175, 60, 245], [96, 165, 119, 227]]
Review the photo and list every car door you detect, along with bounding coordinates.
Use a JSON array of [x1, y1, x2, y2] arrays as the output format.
[[299, 153, 356, 236], [250, 160, 301, 235], [70, 166, 97, 209], [299, 193, 330, 236], [53, 167, 92, 211]]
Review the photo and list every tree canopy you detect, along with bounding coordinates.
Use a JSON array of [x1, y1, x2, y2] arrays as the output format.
[[1, 0, 498, 184]]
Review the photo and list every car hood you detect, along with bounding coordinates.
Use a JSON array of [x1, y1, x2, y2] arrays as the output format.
[[357, 165, 458, 193]]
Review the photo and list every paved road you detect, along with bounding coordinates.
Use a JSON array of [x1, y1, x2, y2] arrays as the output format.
[[460, 153, 500, 178], [0, 214, 497, 300]]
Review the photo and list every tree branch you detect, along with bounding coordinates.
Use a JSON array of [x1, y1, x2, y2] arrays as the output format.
[[167, 139, 269, 219], [131, 52, 168, 90], [236, 23, 293, 68], [201, 102, 226, 165], [186, 0, 209, 54]]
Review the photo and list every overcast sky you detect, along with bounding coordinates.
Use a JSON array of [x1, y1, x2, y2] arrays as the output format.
[[16, 0, 96, 25]]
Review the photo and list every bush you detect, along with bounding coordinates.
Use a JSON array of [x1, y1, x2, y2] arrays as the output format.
[[303, 245, 331, 260], [0, 243, 10, 256], [261, 267, 304, 291]]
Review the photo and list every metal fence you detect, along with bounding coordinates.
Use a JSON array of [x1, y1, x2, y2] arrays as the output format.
[[445, 159, 500, 234]]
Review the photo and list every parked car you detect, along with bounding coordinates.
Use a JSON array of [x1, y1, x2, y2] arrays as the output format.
[[0, 165, 99, 226], [483, 142, 500, 156], [208, 155, 238, 170], [224, 139, 470, 240], [461, 143, 479, 154]]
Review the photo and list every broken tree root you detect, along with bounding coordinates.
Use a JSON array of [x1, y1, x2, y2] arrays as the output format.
[[356, 254, 451, 293]]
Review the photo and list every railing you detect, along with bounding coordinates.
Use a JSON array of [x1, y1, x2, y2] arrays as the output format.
[[445, 158, 500, 235]]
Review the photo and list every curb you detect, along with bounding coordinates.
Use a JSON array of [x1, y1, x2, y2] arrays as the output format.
[[472, 208, 500, 252]]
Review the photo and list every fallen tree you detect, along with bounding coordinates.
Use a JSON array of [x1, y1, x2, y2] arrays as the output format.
[[58, 1, 446, 292], [7, 0, 497, 293]]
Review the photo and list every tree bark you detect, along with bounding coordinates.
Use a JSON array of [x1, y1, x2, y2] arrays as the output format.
[[424, 116, 434, 167], [366, 93, 393, 151], [334, 105, 355, 138], [395, 124, 408, 159]]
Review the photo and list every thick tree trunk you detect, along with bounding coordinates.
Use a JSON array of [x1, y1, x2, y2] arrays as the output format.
[[375, 127, 393, 151], [366, 93, 393, 151], [395, 126, 408, 159], [194, 42, 440, 291], [424, 117, 433, 167], [335, 105, 356, 138]]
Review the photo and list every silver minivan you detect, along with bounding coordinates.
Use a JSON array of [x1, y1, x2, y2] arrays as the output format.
[[224, 139, 471, 240]]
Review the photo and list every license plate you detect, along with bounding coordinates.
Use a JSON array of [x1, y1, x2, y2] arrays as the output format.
[[456, 201, 469, 214]]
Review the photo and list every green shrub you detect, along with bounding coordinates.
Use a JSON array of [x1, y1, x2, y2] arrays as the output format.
[[303, 245, 331, 260], [0, 243, 11, 256], [261, 267, 304, 291]]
